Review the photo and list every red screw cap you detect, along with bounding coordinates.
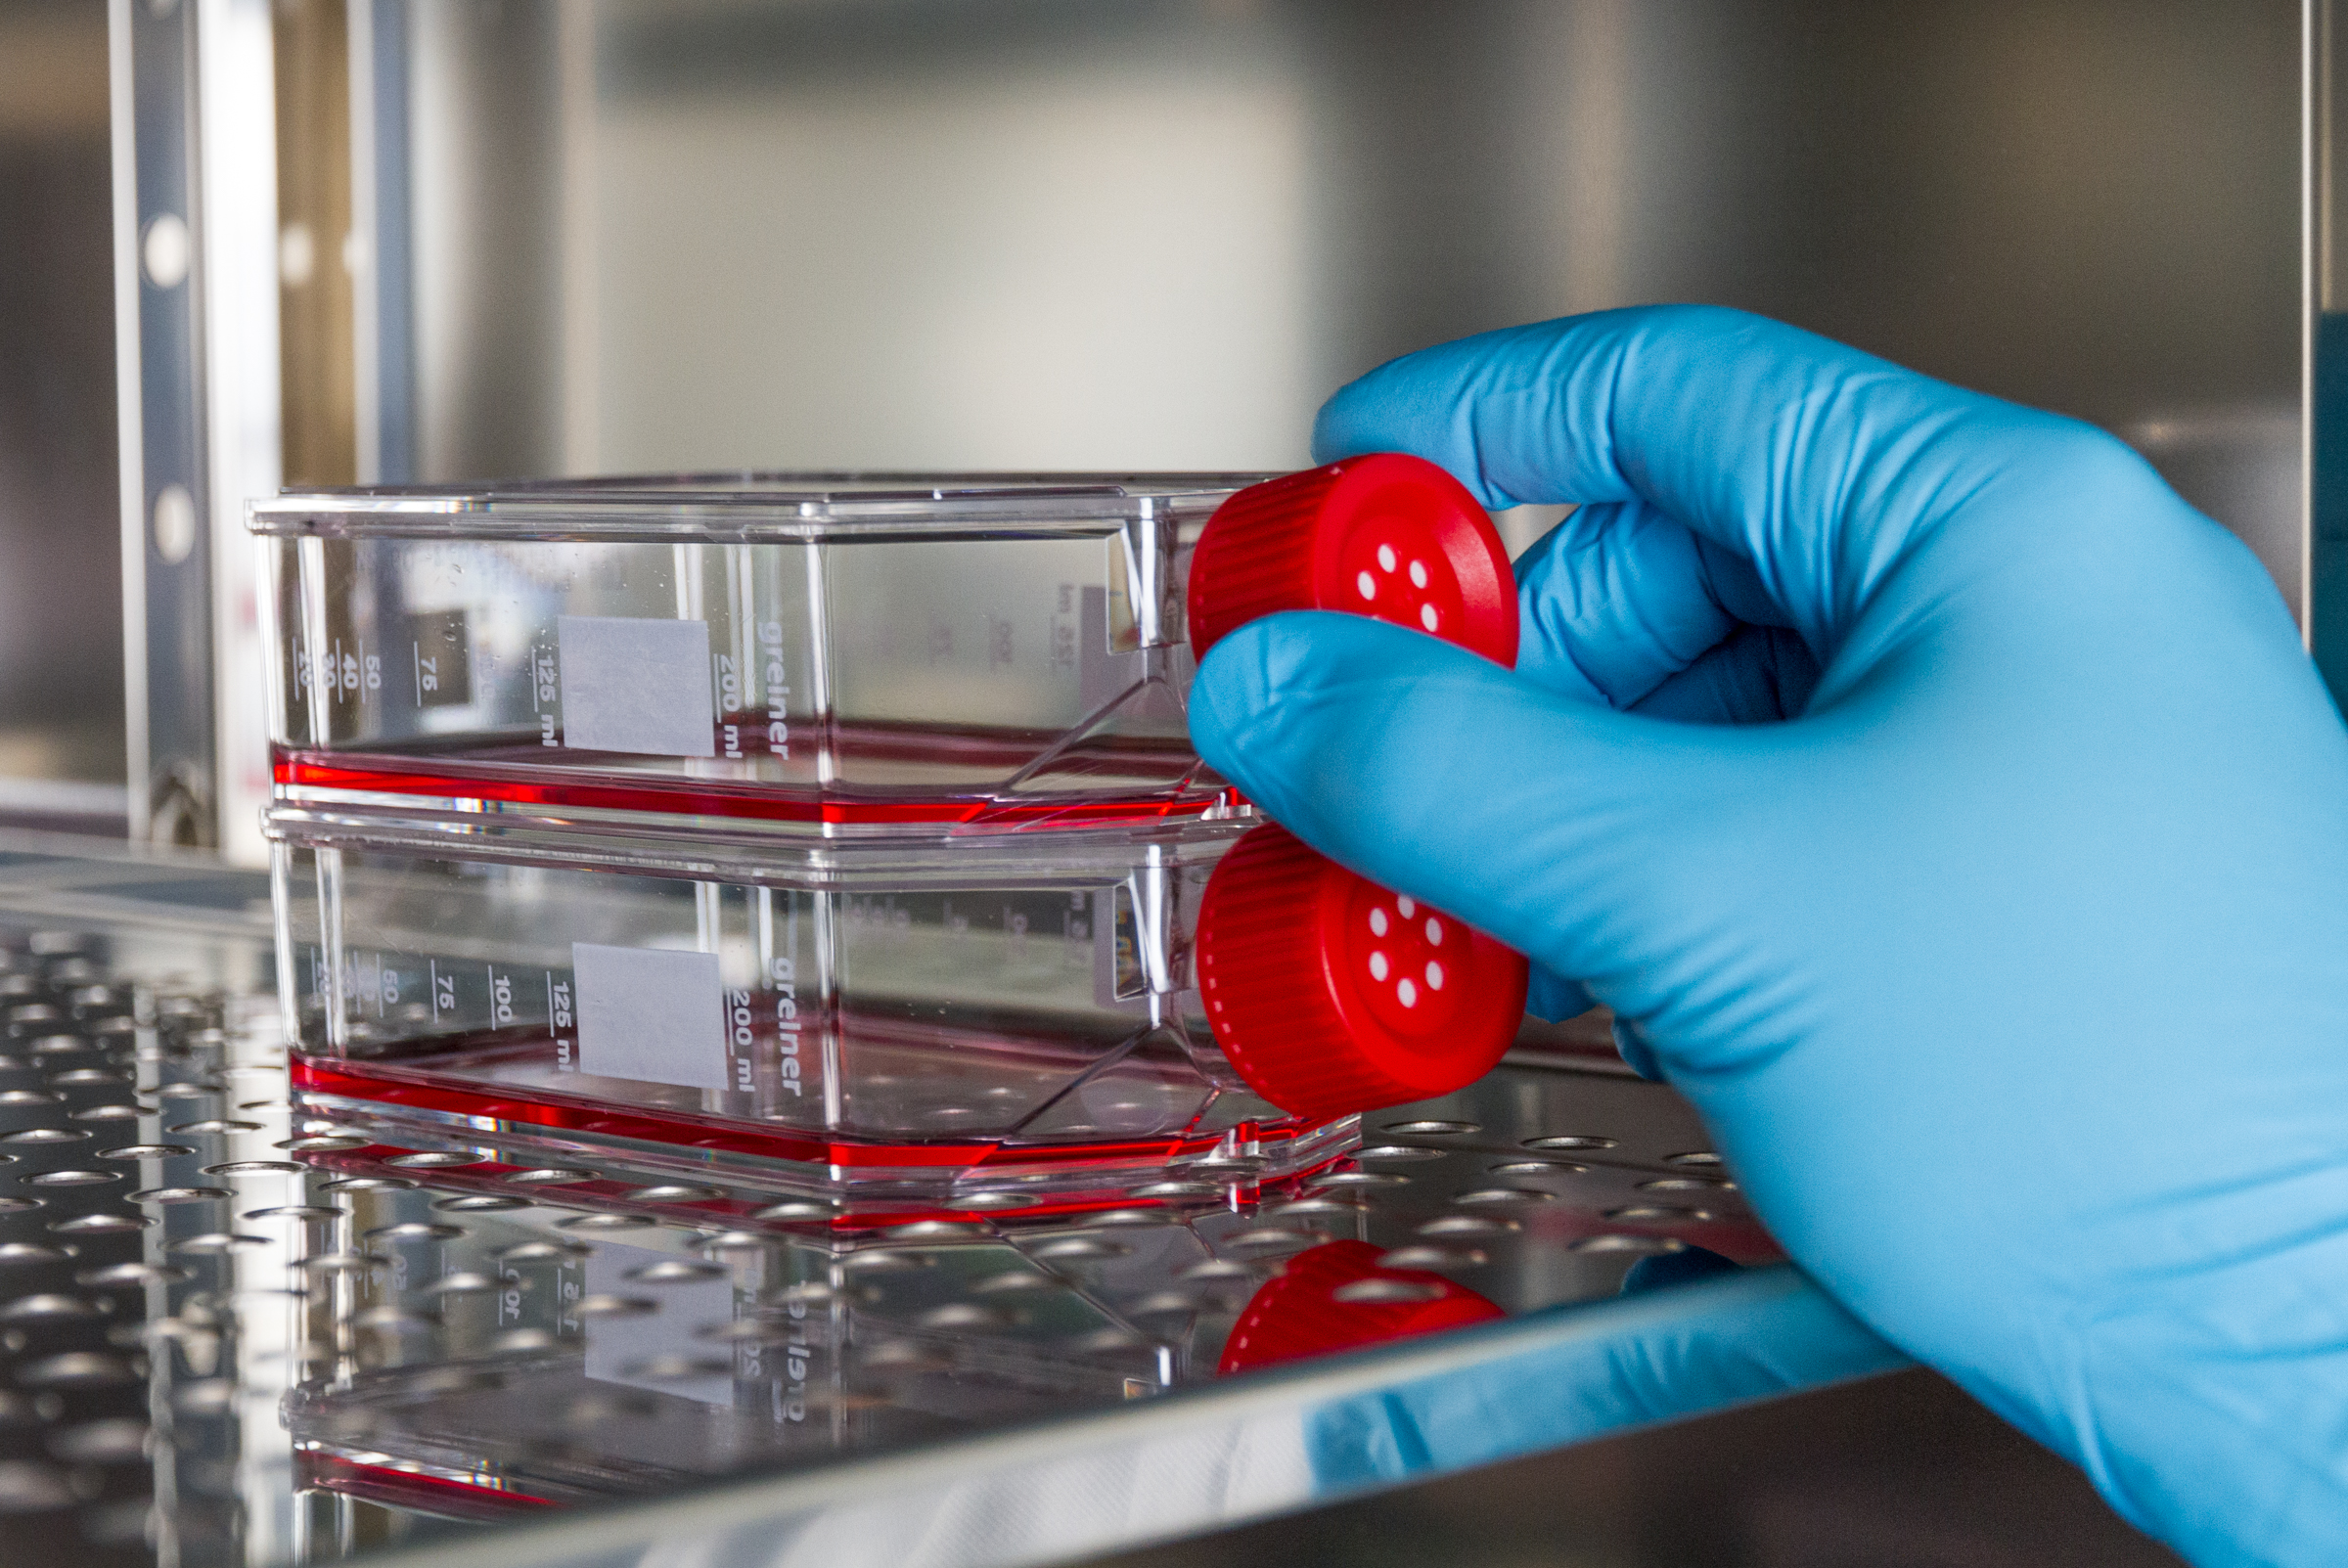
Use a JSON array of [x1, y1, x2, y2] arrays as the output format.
[[1188, 453, 1518, 665], [1196, 824, 1528, 1120], [1218, 1239, 1505, 1373]]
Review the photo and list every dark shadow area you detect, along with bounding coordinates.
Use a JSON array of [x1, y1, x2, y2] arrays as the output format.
[[0, 0, 123, 790]]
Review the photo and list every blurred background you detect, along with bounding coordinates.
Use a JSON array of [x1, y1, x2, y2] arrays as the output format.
[[0, 0, 120, 821], [0, 6, 2306, 1561], [0, 0, 2306, 844]]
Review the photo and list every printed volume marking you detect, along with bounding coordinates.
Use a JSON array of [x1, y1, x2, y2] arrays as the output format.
[[557, 616, 717, 757], [406, 608, 472, 710]]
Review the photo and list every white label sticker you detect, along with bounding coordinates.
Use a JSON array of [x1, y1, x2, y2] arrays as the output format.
[[583, 1242, 735, 1406], [572, 943, 729, 1090], [558, 615, 717, 756]]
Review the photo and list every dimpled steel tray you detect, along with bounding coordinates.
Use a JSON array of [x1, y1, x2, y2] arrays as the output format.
[[0, 834, 1905, 1568]]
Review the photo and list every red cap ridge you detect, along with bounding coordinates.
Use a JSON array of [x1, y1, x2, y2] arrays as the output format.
[[1196, 824, 1528, 1120], [1187, 453, 1517, 665], [1217, 1239, 1505, 1373]]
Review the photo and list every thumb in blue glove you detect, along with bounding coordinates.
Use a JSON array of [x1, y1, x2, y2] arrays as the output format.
[[1189, 305, 2348, 1568]]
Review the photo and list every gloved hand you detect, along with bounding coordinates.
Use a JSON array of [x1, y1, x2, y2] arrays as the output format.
[[1188, 305, 2348, 1568]]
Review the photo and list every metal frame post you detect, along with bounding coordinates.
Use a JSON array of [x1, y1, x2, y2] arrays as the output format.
[[112, 0, 216, 846]]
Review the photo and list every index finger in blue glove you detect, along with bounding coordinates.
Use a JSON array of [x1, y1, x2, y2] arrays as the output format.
[[1314, 303, 2117, 669], [1513, 496, 1795, 710]]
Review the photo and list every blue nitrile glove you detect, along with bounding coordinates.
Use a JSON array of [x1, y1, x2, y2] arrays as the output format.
[[1188, 305, 2348, 1568]]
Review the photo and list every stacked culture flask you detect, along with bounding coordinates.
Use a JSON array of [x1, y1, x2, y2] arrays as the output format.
[[258, 457, 1532, 1201]]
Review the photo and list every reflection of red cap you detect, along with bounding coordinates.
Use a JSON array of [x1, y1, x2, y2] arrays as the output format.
[[1218, 1239, 1505, 1374], [1197, 825, 1528, 1119], [1188, 454, 1517, 665]]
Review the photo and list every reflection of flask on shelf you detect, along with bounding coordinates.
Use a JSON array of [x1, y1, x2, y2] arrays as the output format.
[[289, 1175, 1199, 1515], [1217, 1240, 1505, 1373], [253, 455, 1513, 837]]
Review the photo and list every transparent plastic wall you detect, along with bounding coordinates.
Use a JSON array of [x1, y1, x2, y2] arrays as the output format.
[[269, 809, 1348, 1193], [256, 478, 1258, 833]]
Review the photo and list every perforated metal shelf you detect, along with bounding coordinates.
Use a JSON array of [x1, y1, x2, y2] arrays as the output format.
[[0, 834, 1905, 1568]]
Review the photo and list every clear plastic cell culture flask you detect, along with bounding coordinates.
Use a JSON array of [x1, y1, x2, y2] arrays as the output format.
[[269, 802, 1527, 1202], [251, 459, 1517, 836]]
